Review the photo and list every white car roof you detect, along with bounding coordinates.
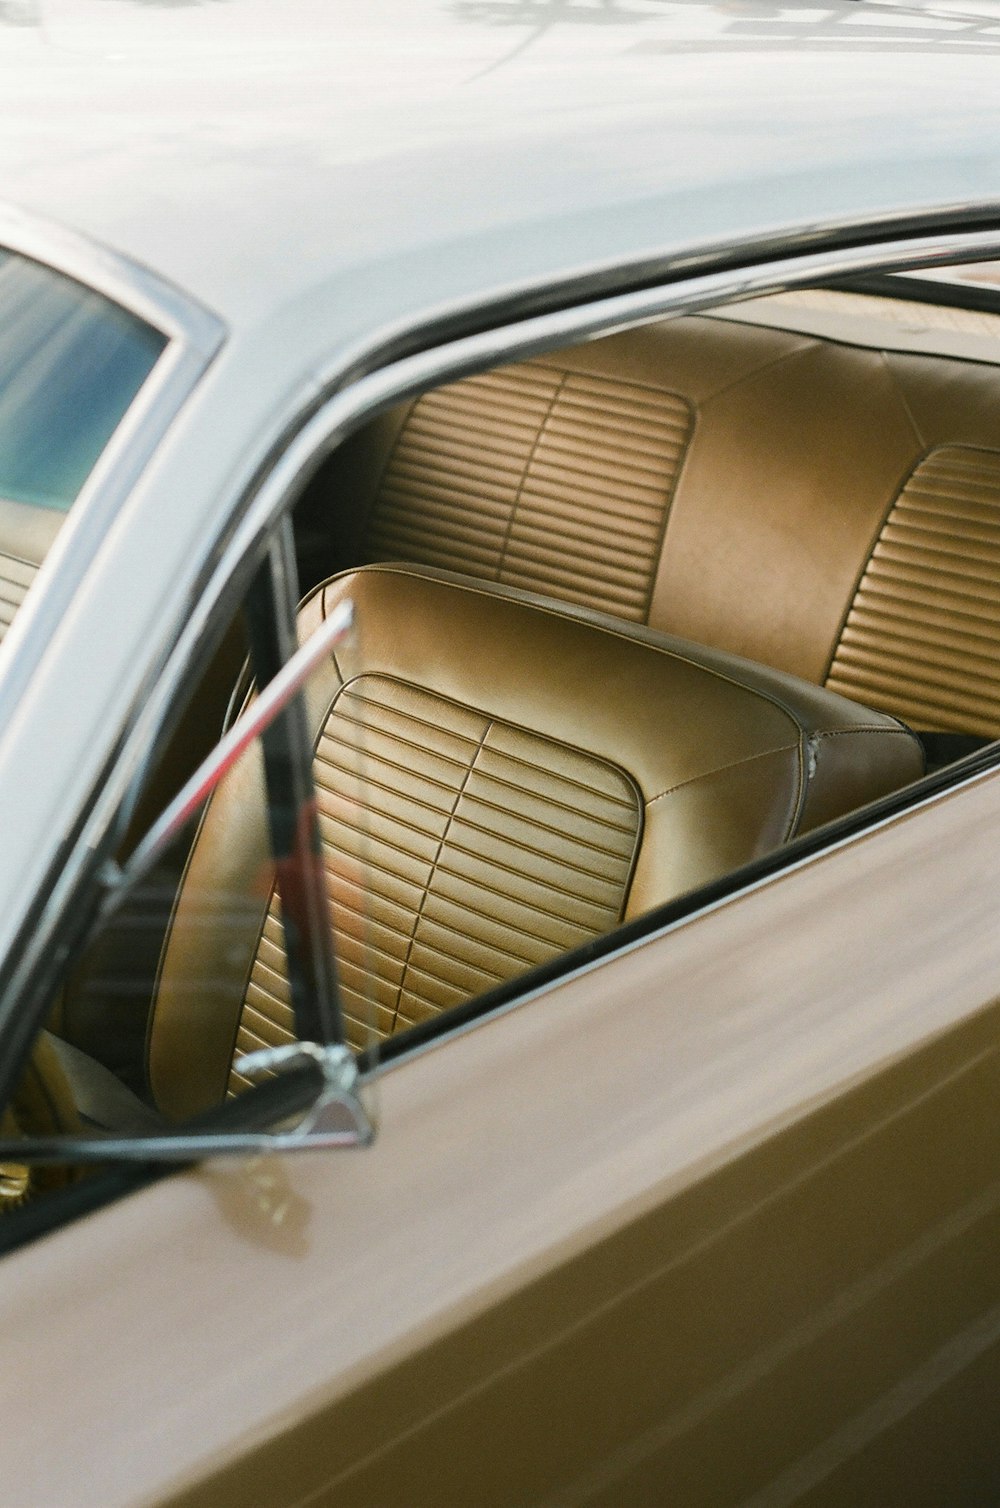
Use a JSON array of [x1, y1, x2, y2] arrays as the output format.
[[1, 0, 1000, 342]]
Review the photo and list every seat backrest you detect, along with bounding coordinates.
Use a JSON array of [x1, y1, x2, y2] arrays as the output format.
[[147, 566, 922, 1120], [322, 298, 1000, 736]]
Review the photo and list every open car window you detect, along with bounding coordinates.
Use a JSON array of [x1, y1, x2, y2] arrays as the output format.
[[0, 526, 379, 1197], [6, 260, 1000, 1225]]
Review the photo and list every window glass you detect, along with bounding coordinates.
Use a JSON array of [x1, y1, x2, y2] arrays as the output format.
[[94, 596, 369, 1067], [0, 249, 166, 512], [0, 578, 376, 1209]]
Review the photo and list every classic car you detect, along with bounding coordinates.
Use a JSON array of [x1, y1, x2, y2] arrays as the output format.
[[1, 0, 1000, 1502]]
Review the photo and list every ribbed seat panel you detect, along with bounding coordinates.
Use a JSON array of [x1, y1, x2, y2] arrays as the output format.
[[366, 362, 691, 621], [0, 553, 36, 643], [826, 446, 1000, 736], [228, 673, 641, 1089]]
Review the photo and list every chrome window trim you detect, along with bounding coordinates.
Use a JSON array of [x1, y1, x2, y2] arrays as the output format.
[[0, 202, 227, 731], [3, 214, 1000, 1085], [0, 202, 221, 355]]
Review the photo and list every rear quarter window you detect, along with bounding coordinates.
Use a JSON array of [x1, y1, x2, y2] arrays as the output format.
[[0, 248, 166, 512]]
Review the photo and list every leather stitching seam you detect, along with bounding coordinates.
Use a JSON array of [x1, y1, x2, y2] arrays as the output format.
[[645, 742, 799, 809], [696, 329, 818, 404], [366, 565, 807, 743], [496, 370, 568, 583], [810, 726, 920, 740], [392, 716, 494, 1034]]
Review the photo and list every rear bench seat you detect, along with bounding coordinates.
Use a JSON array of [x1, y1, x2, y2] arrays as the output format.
[[321, 288, 1000, 740]]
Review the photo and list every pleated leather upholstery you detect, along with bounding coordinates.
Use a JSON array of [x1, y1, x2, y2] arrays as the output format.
[[334, 301, 1000, 737], [0, 554, 35, 644], [366, 362, 692, 621], [826, 446, 1000, 736], [150, 566, 922, 1119], [0, 497, 60, 645], [0, 498, 62, 648], [229, 674, 641, 1089]]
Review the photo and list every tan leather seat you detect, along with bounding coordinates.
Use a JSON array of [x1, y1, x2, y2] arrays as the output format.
[[147, 565, 922, 1120], [318, 298, 1000, 737], [0, 497, 62, 647]]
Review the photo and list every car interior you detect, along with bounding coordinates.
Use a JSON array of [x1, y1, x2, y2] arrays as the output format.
[[7, 272, 1000, 1143]]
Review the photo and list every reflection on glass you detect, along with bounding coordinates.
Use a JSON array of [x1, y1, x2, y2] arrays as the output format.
[[0, 598, 378, 1185], [0, 250, 166, 511]]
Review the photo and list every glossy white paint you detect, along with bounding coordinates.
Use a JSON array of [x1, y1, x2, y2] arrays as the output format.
[[0, 0, 999, 338]]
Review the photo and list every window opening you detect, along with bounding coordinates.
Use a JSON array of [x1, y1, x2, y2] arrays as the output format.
[[9, 263, 1000, 1214]]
